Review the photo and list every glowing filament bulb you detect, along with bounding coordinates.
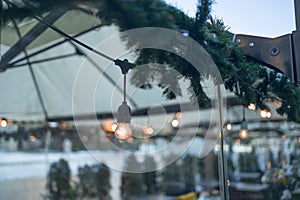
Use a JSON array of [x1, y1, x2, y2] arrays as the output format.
[[1, 119, 8, 128], [239, 129, 249, 139], [115, 122, 132, 140]]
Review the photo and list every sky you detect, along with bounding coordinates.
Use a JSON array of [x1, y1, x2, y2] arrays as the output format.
[[164, 0, 296, 38]]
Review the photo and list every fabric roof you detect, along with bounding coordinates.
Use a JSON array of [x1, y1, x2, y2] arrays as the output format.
[[1, 21, 215, 123], [0, 5, 287, 133]]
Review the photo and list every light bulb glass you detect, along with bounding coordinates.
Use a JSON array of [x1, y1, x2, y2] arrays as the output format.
[[260, 109, 271, 118], [226, 123, 232, 131], [111, 123, 118, 132], [102, 119, 117, 133], [142, 126, 154, 135], [1, 120, 7, 128], [175, 112, 182, 119], [260, 110, 267, 118], [248, 103, 256, 110], [239, 129, 249, 139], [127, 136, 134, 143], [171, 119, 179, 128], [115, 122, 132, 140], [273, 100, 282, 108]]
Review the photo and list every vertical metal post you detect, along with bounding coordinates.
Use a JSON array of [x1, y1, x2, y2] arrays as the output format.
[[44, 129, 52, 195], [293, 0, 300, 86], [217, 85, 229, 200], [0, 0, 2, 62]]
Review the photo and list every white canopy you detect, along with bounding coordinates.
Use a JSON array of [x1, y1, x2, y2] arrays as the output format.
[[0, 10, 219, 125], [0, 6, 288, 135]]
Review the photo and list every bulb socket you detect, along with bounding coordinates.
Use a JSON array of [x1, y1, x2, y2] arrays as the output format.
[[117, 102, 131, 123]]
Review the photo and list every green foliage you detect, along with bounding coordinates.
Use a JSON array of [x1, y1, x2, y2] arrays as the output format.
[[226, 156, 235, 179], [1, 0, 76, 24], [47, 159, 112, 200], [77, 163, 111, 199], [121, 154, 146, 198], [121, 154, 158, 198], [97, 0, 184, 30], [162, 158, 182, 182], [238, 150, 259, 173], [198, 152, 219, 181], [46, 159, 77, 200], [143, 156, 157, 194]]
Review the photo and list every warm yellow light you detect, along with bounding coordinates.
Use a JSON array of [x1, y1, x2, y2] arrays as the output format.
[[126, 136, 134, 143], [29, 135, 36, 142], [111, 123, 117, 132], [273, 99, 282, 108], [102, 119, 117, 133], [82, 135, 89, 142], [0, 119, 7, 128], [267, 161, 272, 169], [260, 110, 267, 118], [59, 121, 68, 130], [176, 112, 182, 119], [260, 109, 271, 118], [115, 122, 132, 140], [142, 126, 154, 136], [239, 129, 249, 139], [248, 103, 256, 110], [171, 119, 179, 128], [226, 123, 232, 131]]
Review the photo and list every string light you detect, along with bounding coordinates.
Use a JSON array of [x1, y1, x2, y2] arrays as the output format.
[[239, 107, 249, 139], [0, 118, 9, 128], [114, 62, 134, 141], [260, 109, 271, 119], [171, 118, 179, 128], [226, 123, 232, 131], [248, 103, 256, 110]]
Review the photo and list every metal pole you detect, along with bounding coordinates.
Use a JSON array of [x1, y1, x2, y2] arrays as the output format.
[[217, 85, 229, 200], [44, 129, 52, 197], [293, 0, 300, 86]]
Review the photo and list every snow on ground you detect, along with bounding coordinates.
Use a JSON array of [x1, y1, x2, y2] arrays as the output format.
[[0, 151, 108, 181], [0, 150, 125, 199], [0, 138, 210, 199]]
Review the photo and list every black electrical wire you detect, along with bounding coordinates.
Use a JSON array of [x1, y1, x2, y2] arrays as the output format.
[[33, 15, 115, 62]]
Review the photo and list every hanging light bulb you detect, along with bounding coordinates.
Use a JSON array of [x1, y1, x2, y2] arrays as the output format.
[[142, 126, 154, 136], [226, 122, 232, 131], [115, 122, 132, 140], [239, 121, 249, 139], [0, 118, 8, 128], [114, 71, 132, 140], [248, 103, 256, 110], [115, 101, 132, 140], [171, 118, 179, 128], [260, 109, 271, 119], [239, 107, 249, 139], [101, 119, 117, 133], [224, 107, 232, 131]]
